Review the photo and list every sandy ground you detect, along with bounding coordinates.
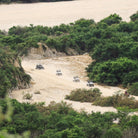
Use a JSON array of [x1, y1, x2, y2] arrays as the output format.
[[11, 55, 130, 113], [0, 0, 138, 31]]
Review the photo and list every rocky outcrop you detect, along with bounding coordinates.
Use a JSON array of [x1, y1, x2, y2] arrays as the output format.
[[26, 43, 66, 59], [26, 43, 79, 59]]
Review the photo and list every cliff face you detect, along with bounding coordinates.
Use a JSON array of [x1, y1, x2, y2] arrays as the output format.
[[27, 43, 66, 59], [26, 43, 78, 59], [13, 58, 31, 89]]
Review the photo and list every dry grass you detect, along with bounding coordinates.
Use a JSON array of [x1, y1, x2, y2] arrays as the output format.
[[34, 91, 41, 94], [36, 101, 73, 115], [93, 94, 138, 109], [123, 128, 138, 138], [30, 81, 36, 85]]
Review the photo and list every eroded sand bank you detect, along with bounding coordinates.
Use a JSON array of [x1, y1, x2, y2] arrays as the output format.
[[0, 0, 138, 30]]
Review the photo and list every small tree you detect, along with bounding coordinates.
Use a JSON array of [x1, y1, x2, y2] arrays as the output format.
[[130, 11, 138, 22]]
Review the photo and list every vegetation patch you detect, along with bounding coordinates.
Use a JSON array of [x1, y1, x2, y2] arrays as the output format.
[[93, 93, 138, 109], [23, 93, 33, 100], [66, 89, 138, 109], [0, 48, 31, 98], [65, 88, 101, 102], [116, 107, 138, 115], [87, 58, 138, 86], [34, 91, 41, 94], [128, 82, 138, 96], [0, 99, 138, 138]]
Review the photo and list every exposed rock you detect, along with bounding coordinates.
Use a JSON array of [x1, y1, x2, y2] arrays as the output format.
[[26, 43, 66, 59]]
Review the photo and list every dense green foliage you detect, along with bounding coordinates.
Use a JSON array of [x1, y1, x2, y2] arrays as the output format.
[[0, 99, 138, 138], [130, 11, 138, 22], [87, 58, 138, 86], [0, 12, 137, 86], [0, 0, 72, 4], [86, 13, 138, 86]]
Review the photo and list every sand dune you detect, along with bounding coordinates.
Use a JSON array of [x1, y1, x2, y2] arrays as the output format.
[[0, 0, 138, 30]]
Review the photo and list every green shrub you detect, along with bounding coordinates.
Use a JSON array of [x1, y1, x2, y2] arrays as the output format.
[[100, 14, 122, 25], [128, 82, 138, 96], [130, 11, 138, 22], [116, 107, 138, 113], [65, 88, 101, 102]]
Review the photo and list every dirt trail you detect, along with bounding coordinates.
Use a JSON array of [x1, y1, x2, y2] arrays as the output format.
[[12, 55, 127, 113], [0, 0, 138, 30]]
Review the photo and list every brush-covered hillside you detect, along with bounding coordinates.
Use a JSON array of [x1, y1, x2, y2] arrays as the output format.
[[0, 48, 31, 98], [0, 12, 138, 87]]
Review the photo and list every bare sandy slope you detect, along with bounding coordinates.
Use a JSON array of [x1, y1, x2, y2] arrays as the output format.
[[0, 0, 138, 30], [11, 55, 128, 113]]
